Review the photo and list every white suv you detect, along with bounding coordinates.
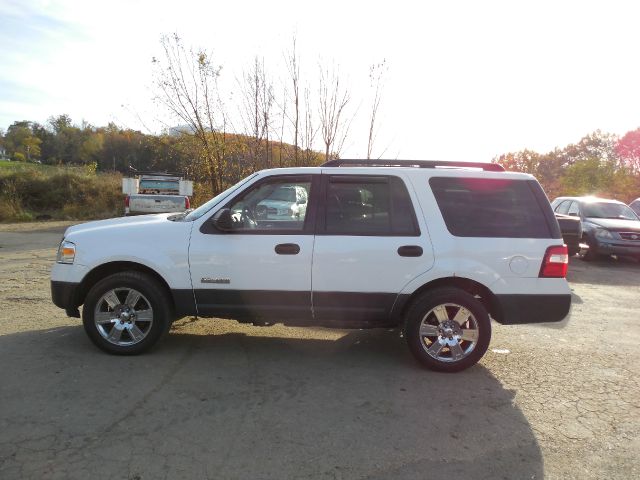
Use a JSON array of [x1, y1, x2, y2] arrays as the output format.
[[51, 160, 571, 372]]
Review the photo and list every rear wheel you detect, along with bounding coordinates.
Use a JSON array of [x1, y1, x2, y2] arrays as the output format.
[[405, 288, 491, 372], [82, 271, 171, 355]]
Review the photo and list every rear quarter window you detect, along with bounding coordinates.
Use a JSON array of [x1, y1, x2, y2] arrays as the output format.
[[429, 177, 552, 238]]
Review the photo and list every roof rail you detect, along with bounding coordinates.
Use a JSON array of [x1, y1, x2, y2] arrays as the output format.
[[320, 159, 505, 172]]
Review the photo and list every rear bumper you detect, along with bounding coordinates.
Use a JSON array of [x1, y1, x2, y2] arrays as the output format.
[[494, 294, 571, 324], [51, 281, 81, 318]]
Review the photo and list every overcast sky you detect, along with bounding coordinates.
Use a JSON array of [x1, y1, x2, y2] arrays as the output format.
[[1, 0, 639, 161]]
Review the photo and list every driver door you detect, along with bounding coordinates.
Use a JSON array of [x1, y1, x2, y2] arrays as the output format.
[[188, 174, 318, 322]]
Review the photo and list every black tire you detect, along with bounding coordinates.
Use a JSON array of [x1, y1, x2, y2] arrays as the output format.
[[82, 271, 172, 355], [404, 288, 491, 373]]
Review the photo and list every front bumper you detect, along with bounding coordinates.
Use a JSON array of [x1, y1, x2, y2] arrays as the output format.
[[51, 281, 81, 318], [594, 241, 640, 257], [494, 294, 572, 325]]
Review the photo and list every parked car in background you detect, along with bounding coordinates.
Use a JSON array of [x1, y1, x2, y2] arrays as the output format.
[[254, 184, 308, 221], [551, 196, 640, 261], [629, 198, 640, 217]]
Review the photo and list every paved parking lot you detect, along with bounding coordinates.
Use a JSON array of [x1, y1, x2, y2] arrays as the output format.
[[0, 221, 638, 479]]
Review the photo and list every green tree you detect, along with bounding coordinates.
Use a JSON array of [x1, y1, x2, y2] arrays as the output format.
[[0, 128, 6, 158], [560, 157, 614, 196], [78, 131, 104, 165], [47, 114, 82, 164], [4, 121, 42, 161], [32, 122, 57, 164]]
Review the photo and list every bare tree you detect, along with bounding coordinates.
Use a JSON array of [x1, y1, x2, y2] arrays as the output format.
[[277, 84, 287, 167], [238, 57, 273, 172], [285, 36, 301, 165], [152, 33, 227, 194], [367, 59, 387, 159], [318, 63, 352, 161], [301, 85, 318, 165], [261, 65, 274, 168]]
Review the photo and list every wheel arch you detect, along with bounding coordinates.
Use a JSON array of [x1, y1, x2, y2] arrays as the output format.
[[74, 261, 176, 312], [393, 277, 502, 324]]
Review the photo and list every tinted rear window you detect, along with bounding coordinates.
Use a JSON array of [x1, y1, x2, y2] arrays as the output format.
[[139, 180, 179, 190], [324, 176, 419, 236], [429, 177, 551, 238]]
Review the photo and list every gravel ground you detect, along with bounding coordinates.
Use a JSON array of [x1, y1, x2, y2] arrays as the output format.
[[0, 221, 638, 480]]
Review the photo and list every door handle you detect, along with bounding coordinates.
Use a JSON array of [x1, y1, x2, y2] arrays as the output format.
[[397, 245, 423, 257], [275, 243, 300, 255]]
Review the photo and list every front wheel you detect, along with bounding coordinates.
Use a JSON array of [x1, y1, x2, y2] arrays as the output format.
[[82, 271, 172, 355], [404, 288, 491, 372]]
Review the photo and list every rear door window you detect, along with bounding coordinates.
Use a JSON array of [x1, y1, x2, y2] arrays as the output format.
[[323, 175, 419, 236], [429, 177, 551, 238]]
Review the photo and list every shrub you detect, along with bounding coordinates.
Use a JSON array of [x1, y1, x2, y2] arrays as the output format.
[[0, 168, 123, 222]]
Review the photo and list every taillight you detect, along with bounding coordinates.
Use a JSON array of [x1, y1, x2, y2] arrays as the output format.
[[124, 195, 130, 207], [539, 245, 569, 278], [185, 197, 190, 209]]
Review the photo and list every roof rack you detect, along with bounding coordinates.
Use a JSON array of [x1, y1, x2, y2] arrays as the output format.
[[320, 159, 505, 172], [127, 170, 186, 177]]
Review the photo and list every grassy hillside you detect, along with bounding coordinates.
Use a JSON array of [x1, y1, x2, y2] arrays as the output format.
[[0, 161, 123, 222]]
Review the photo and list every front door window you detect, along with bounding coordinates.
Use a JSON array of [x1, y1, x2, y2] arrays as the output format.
[[227, 177, 312, 232]]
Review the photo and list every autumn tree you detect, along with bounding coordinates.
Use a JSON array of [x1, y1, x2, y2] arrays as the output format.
[[494, 149, 541, 174], [560, 130, 619, 167], [616, 127, 640, 174], [494, 130, 640, 202]]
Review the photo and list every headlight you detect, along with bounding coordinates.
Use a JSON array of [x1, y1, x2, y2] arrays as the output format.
[[56, 240, 76, 264], [595, 229, 615, 240]]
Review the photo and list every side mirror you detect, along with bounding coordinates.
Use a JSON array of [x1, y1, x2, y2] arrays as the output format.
[[212, 208, 233, 231], [298, 197, 307, 205]]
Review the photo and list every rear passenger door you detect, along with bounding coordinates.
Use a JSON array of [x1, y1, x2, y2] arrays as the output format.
[[311, 174, 434, 325]]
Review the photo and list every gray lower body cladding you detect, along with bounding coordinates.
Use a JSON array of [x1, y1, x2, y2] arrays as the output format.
[[51, 282, 572, 327]]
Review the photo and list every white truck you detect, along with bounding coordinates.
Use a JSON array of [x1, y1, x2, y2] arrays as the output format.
[[122, 174, 193, 215]]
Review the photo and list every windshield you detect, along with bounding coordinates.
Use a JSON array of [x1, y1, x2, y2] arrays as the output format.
[[582, 202, 639, 220], [184, 173, 259, 221]]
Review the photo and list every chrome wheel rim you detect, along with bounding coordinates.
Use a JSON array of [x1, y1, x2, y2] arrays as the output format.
[[94, 287, 154, 346], [419, 303, 479, 363]]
